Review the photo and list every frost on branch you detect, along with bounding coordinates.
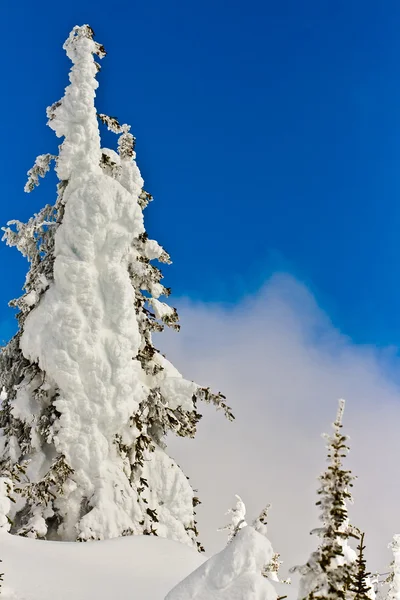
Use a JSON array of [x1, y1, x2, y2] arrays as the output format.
[[0, 24, 233, 547], [24, 154, 56, 193], [97, 113, 123, 133]]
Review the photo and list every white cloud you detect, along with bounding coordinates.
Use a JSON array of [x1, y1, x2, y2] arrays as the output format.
[[159, 273, 400, 574]]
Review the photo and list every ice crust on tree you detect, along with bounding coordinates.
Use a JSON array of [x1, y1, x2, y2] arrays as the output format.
[[0, 25, 232, 545], [165, 526, 278, 600]]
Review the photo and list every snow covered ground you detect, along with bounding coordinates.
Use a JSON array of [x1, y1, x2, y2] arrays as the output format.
[[0, 530, 296, 599], [0, 532, 205, 599]]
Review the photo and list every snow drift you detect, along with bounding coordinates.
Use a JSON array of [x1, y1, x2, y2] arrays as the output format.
[[0, 531, 205, 600], [166, 526, 278, 600]]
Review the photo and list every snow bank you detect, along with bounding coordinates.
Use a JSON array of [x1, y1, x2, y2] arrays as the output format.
[[165, 526, 278, 600], [0, 532, 205, 600]]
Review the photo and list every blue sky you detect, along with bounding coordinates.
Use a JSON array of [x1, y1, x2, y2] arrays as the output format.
[[1, 0, 400, 347]]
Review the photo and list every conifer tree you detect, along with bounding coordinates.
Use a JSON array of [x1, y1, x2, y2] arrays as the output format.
[[291, 399, 358, 600], [348, 533, 375, 600], [386, 535, 400, 600], [0, 25, 233, 546], [253, 503, 289, 584]]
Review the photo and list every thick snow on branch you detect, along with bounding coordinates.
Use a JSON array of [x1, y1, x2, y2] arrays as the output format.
[[218, 494, 247, 542]]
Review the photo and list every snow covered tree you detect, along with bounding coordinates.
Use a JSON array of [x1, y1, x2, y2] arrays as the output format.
[[219, 496, 287, 586], [291, 399, 358, 600], [348, 533, 375, 600], [218, 494, 247, 542], [253, 503, 289, 584], [386, 535, 400, 600], [0, 24, 233, 546]]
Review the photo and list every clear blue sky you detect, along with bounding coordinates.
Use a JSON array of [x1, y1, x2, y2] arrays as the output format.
[[1, 0, 400, 347]]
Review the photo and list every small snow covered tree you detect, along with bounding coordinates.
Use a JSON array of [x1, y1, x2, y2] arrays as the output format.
[[0, 25, 233, 546], [348, 533, 375, 600], [219, 496, 287, 585], [386, 535, 400, 600], [291, 399, 358, 600], [253, 503, 289, 584], [218, 494, 247, 541]]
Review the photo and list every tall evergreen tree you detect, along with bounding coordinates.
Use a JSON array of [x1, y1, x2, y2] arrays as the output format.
[[291, 399, 358, 600], [0, 25, 233, 546]]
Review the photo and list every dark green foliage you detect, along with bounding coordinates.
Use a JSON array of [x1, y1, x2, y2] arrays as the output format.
[[348, 533, 373, 600]]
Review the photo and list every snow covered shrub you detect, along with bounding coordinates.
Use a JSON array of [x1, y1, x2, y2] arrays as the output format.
[[218, 495, 288, 584], [165, 525, 278, 600], [0, 24, 233, 546]]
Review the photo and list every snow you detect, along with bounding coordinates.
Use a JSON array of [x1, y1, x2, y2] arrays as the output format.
[[296, 540, 357, 600], [0, 480, 12, 531], [218, 494, 247, 541], [166, 526, 278, 600], [387, 534, 400, 600], [20, 167, 147, 540], [3, 24, 206, 544], [0, 532, 205, 600]]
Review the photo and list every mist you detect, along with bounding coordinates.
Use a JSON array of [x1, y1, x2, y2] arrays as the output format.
[[160, 273, 400, 574]]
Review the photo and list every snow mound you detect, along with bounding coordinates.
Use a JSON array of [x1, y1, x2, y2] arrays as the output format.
[[0, 532, 205, 600], [165, 526, 278, 600]]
